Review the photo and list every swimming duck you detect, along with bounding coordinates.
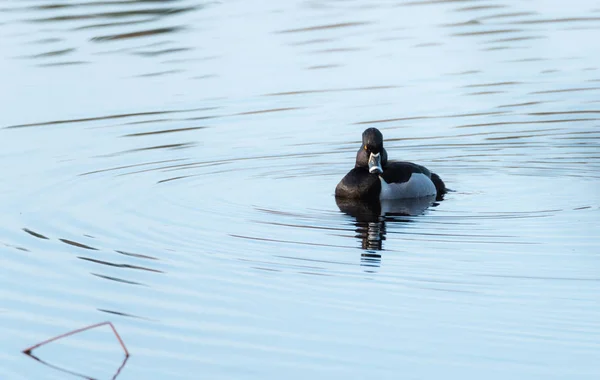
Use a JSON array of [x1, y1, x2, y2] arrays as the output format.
[[335, 128, 446, 201]]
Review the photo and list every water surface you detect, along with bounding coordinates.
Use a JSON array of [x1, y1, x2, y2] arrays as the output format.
[[1, 0, 600, 379]]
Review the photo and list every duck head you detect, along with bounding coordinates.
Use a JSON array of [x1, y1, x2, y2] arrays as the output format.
[[355, 127, 388, 174]]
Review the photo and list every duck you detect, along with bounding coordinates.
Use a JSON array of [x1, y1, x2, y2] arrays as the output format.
[[335, 127, 446, 201]]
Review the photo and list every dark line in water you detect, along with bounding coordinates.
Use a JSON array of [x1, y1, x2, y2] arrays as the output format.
[[509, 17, 600, 25], [80, 158, 186, 176], [37, 61, 89, 67], [289, 38, 335, 46], [28, 6, 198, 22], [399, 0, 478, 7], [389, 230, 520, 239], [454, 4, 507, 12], [60, 239, 98, 250], [30, 0, 184, 11], [117, 142, 196, 154], [277, 21, 371, 34], [355, 111, 506, 125], [274, 255, 355, 266], [413, 42, 443, 48], [528, 110, 600, 115], [191, 74, 219, 80], [416, 286, 478, 294], [464, 91, 506, 96], [485, 134, 539, 141], [265, 86, 398, 96], [478, 274, 600, 282], [252, 267, 282, 272], [238, 258, 324, 270], [506, 57, 548, 63], [498, 101, 542, 108], [530, 87, 600, 94], [310, 47, 364, 54], [298, 271, 332, 277], [479, 12, 538, 21], [136, 69, 183, 77], [78, 256, 164, 273], [91, 273, 146, 286], [454, 118, 599, 128], [485, 36, 544, 44], [4, 243, 29, 252], [23, 228, 49, 240], [235, 107, 303, 115], [393, 236, 537, 244], [123, 118, 177, 126], [116, 250, 159, 260], [463, 81, 522, 88], [157, 175, 192, 184], [123, 151, 342, 178], [28, 37, 62, 44], [5, 108, 202, 129], [442, 19, 481, 28], [253, 220, 349, 233], [306, 64, 342, 70], [481, 46, 521, 51], [73, 18, 155, 31], [446, 70, 481, 76], [122, 126, 206, 137], [230, 234, 353, 249], [93, 39, 170, 55], [29, 48, 76, 58], [356, 116, 429, 124], [134, 47, 191, 57], [452, 29, 523, 37], [97, 308, 149, 320], [92, 26, 184, 42]]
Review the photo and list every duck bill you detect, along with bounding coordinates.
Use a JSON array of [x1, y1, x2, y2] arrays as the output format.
[[368, 152, 383, 174]]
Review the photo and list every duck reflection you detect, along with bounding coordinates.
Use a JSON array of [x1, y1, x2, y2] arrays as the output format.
[[336, 196, 437, 268]]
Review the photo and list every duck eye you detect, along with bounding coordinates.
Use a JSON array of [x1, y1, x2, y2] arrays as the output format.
[[364, 145, 368, 150]]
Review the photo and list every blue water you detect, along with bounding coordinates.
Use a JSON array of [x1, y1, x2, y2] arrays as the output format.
[[1, 1, 600, 379]]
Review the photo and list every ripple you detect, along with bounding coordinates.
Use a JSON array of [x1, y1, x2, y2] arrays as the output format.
[[26, 6, 198, 23], [27, 47, 76, 58], [452, 28, 523, 37], [508, 17, 600, 25], [23, 228, 49, 240], [530, 87, 600, 94], [264, 85, 399, 96], [60, 238, 98, 250], [4, 108, 202, 129], [78, 257, 164, 274], [122, 126, 206, 137], [2, 0, 600, 378], [277, 21, 371, 34], [92, 26, 184, 41]]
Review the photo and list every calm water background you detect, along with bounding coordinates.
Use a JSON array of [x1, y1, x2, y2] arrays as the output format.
[[1, 0, 600, 379]]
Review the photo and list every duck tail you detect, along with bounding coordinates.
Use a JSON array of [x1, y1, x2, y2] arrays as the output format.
[[431, 172, 446, 201]]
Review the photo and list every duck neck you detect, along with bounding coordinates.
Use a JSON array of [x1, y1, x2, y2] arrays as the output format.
[[355, 147, 388, 169]]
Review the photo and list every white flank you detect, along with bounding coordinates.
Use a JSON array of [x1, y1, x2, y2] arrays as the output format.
[[379, 173, 437, 199]]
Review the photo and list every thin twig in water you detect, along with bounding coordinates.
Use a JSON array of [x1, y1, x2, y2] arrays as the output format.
[[23, 321, 129, 356], [22, 321, 130, 380]]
